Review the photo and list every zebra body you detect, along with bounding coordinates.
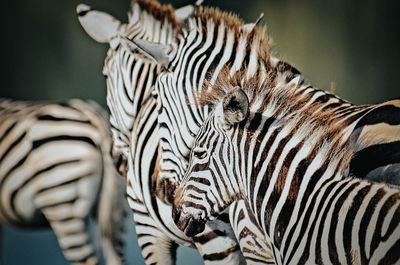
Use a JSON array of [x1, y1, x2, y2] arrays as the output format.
[[147, 6, 305, 264], [126, 4, 400, 264], [172, 72, 400, 263], [78, 1, 245, 264], [0, 99, 126, 265], [149, 7, 400, 263]]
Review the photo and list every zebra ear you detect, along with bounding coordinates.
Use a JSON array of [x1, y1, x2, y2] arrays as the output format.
[[77, 4, 121, 44], [241, 13, 264, 32], [175, 0, 203, 21], [121, 38, 174, 66], [222, 87, 249, 127]]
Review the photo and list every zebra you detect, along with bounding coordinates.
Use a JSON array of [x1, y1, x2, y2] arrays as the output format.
[[77, 1, 246, 264], [172, 68, 400, 264], [127, 4, 400, 264], [0, 99, 126, 265]]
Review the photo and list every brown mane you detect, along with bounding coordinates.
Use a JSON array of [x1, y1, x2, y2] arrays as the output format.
[[199, 64, 354, 173], [132, 0, 180, 28], [193, 6, 270, 59]]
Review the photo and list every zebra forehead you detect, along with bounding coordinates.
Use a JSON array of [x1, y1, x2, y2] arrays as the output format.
[[197, 67, 275, 109]]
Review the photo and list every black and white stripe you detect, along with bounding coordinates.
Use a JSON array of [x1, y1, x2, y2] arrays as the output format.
[[0, 99, 126, 265], [148, 5, 400, 264], [173, 77, 400, 264], [160, 7, 400, 264], [78, 1, 246, 264], [152, 8, 301, 264]]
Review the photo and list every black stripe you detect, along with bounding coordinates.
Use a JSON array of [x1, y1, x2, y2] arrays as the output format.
[[203, 244, 241, 261], [284, 176, 331, 263], [10, 160, 81, 216], [328, 182, 358, 265], [32, 135, 97, 149], [0, 120, 18, 143], [358, 188, 385, 263], [341, 185, 371, 264], [36, 115, 90, 124], [349, 141, 400, 178], [355, 105, 400, 128], [0, 131, 26, 163]]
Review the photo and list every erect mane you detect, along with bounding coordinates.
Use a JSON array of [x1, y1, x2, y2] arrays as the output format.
[[191, 6, 271, 65], [199, 65, 354, 173], [129, 0, 180, 28], [195, 6, 245, 32]]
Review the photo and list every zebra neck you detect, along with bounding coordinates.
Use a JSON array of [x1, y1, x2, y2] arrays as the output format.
[[237, 84, 353, 252]]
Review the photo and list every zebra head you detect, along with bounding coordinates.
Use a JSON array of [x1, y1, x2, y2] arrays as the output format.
[[77, 3, 134, 164], [76, 1, 192, 169], [173, 86, 250, 237]]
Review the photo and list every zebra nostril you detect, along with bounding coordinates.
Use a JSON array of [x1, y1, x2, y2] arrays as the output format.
[[184, 217, 206, 237]]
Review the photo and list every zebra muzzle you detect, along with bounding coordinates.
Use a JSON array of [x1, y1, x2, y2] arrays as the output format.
[[172, 207, 206, 237]]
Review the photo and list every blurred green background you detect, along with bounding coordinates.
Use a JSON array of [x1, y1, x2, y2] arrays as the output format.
[[1, 0, 399, 264]]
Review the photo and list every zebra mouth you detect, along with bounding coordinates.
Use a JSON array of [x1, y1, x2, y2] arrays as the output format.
[[172, 207, 206, 237]]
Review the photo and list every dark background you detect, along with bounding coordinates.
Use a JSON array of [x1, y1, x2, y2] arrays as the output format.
[[1, 0, 399, 264]]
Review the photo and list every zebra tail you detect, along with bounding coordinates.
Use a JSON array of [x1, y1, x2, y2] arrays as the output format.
[[96, 135, 127, 265], [81, 99, 127, 265]]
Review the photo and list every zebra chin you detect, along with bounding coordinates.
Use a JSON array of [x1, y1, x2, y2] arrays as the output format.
[[172, 206, 206, 237]]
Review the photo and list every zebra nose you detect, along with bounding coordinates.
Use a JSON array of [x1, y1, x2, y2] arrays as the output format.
[[184, 217, 205, 237], [172, 206, 206, 237]]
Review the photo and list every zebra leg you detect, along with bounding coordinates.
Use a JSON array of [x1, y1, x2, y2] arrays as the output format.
[[35, 172, 102, 265], [0, 225, 2, 265], [47, 217, 98, 265], [96, 146, 128, 265], [193, 215, 246, 265], [128, 197, 178, 265], [229, 200, 276, 265]]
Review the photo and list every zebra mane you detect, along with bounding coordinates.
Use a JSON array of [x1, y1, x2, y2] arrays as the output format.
[[129, 0, 180, 28], [194, 6, 245, 31], [199, 66, 355, 174], [185, 6, 271, 64]]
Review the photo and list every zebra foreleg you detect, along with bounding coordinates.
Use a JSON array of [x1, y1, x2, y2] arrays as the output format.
[[229, 200, 276, 265], [193, 215, 246, 265], [132, 209, 178, 265], [40, 207, 99, 265], [0, 225, 2, 265], [35, 172, 102, 265]]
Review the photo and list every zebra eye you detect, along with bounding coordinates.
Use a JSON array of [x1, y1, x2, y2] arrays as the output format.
[[193, 149, 207, 159]]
